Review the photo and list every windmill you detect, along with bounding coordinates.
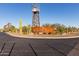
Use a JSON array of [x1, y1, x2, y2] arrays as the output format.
[[32, 3, 40, 27]]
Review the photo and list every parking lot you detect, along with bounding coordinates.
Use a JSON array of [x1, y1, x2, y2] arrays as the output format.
[[0, 32, 79, 56]]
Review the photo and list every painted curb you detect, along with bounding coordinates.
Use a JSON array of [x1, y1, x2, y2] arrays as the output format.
[[5, 32, 79, 39]]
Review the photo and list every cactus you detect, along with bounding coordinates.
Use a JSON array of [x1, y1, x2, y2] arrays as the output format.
[[19, 18, 22, 34]]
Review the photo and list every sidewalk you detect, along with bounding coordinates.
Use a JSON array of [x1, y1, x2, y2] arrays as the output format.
[[5, 32, 79, 39]]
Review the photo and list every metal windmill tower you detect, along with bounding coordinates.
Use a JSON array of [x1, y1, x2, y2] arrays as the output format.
[[32, 3, 40, 27]]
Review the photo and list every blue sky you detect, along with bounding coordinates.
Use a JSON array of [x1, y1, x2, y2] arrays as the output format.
[[0, 3, 79, 28]]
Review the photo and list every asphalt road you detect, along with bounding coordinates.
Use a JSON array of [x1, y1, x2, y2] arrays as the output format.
[[0, 32, 79, 56]]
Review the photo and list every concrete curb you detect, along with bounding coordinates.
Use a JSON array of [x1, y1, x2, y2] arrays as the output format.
[[5, 32, 79, 39]]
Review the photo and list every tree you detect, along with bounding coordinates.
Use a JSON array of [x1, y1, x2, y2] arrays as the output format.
[[42, 23, 66, 35], [22, 26, 27, 34], [9, 25, 16, 32], [22, 25, 32, 35], [26, 25, 32, 34], [43, 24, 52, 27]]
